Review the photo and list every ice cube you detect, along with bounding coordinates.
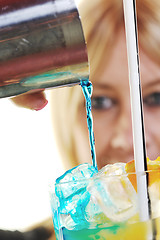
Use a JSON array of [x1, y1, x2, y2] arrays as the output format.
[[149, 181, 160, 219], [84, 188, 105, 225], [60, 190, 91, 230], [87, 163, 138, 223], [98, 162, 126, 176], [55, 163, 97, 199], [54, 163, 97, 230]]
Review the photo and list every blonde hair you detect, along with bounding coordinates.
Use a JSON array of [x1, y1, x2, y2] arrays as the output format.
[[79, 0, 160, 75], [50, 0, 160, 170]]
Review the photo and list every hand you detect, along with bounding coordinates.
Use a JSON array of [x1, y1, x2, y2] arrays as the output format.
[[11, 91, 48, 111]]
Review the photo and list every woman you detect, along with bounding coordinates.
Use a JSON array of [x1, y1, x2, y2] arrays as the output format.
[[50, 0, 160, 171], [12, 0, 160, 169], [11, 0, 160, 238]]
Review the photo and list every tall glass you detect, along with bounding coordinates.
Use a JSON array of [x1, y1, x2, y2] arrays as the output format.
[[49, 170, 160, 240]]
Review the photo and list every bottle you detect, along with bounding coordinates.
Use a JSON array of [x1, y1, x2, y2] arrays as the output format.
[[0, 0, 89, 98]]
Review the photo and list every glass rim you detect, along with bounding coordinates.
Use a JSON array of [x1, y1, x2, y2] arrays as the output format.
[[50, 168, 160, 186]]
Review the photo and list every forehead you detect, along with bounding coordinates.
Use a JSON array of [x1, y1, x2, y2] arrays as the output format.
[[91, 31, 128, 86], [92, 30, 160, 89]]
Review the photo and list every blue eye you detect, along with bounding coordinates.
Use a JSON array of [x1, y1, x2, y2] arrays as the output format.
[[91, 96, 115, 110], [143, 93, 160, 106]]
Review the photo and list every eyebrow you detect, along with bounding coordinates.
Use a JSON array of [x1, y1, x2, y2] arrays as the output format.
[[93, 83, 114, 90], [142, 78, 160, 88]]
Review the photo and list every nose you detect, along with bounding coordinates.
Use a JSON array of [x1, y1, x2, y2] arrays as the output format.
[[110, 107, 133, 153]]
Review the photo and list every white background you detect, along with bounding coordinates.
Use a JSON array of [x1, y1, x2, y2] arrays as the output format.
[[0, 91, 64, 230]]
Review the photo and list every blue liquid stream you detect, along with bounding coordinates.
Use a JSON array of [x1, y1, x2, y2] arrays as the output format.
[[80, 80, 97, 170]]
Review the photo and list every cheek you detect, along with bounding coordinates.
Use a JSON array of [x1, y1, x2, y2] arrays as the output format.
[[144, 108, 160, 158], [94, 120, 109, 149], [93, 111, 116, 157]]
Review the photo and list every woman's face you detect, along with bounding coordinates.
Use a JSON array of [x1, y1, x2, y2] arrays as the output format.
[[78, 31, 160, 169]]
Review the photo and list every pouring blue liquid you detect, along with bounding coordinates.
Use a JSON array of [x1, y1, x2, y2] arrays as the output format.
[[80, 80, 97, 170]]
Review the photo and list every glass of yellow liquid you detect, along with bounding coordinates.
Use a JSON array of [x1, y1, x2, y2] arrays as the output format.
[[49, 160, 160, 240]]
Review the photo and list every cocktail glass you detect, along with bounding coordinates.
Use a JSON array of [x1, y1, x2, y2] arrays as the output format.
[[49, 167, 160, 240]]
